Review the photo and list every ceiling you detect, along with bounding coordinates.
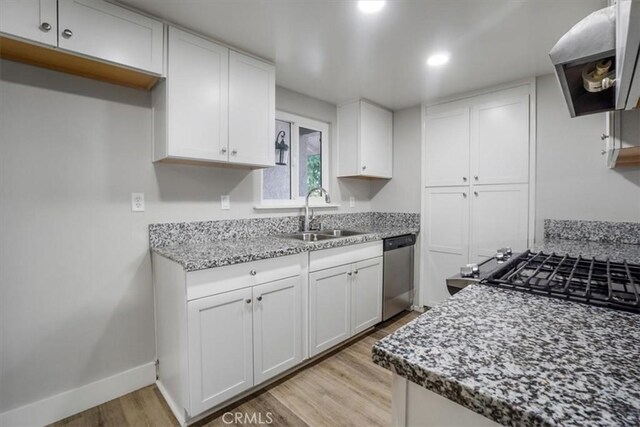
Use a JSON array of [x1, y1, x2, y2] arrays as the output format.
[[119, 0, 606, 110]]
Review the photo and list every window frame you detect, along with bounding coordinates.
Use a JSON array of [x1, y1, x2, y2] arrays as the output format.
[[259, 111, 330, 208]]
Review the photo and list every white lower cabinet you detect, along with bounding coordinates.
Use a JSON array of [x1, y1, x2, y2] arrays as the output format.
[[153, 241, 384, 424], [351, 258, 383, 334], [309, 264, 352, 356], [308, 241, 384, 357], [187, 288, 254, 416], [252, 276, 302, 384]]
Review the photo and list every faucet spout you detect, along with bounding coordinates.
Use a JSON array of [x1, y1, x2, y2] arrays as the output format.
[[304, 187, 331, 232]]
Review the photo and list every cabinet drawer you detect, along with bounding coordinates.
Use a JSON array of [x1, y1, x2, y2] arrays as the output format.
[[186, 254, 303, 301], [309, 241, 383, 273]]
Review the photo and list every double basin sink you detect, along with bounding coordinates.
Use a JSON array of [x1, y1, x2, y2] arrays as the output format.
[[281, 229, 365, 242]]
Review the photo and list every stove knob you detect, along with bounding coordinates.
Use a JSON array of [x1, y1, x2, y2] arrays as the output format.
[[470, 263, 479, 275], [460, 266, 474, 277], [496, 253, 505, 262], [505, 247, 512, 256]]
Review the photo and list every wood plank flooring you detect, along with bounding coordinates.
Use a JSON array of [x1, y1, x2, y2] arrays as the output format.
[[51, 311, 419, 427]]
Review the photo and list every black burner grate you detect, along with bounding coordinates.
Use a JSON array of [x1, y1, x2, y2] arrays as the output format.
[[481, 250, 640, 313]]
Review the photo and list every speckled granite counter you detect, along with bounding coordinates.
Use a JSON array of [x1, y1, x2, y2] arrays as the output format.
[[533, 239, 640, 264], [150, 212, 419, 271], [372, 285, 640, 427]]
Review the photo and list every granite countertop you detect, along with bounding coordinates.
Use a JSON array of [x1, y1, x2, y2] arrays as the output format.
[[152, 226, 418, 271], [534, 238, 640, 264], [372, 285, 640, 427]]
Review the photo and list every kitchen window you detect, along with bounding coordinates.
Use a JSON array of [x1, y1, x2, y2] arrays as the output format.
[[261, 112, 330, 207]]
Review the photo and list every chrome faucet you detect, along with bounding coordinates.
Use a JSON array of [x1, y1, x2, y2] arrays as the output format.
[[304, 187, 331, 232]]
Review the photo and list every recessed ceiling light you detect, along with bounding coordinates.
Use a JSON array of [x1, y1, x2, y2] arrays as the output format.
[[427, 52, 450, 67], [358, 1, 385, 14]]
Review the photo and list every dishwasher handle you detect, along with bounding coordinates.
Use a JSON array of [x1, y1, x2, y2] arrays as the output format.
[[383, 234, 416, 251]]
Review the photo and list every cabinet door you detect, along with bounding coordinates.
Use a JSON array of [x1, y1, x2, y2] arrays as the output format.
[[228, 51, 275, 167], [252, 276, 302, 385], [471, 95, 529, 185], [57, 0, 163, 74], [425, 108, 470, 187], [360, 101, 393, 178], [423, 187, 470, 305], [351, 257, 383, 335], [470, 184, 529, 262], [166, 27, 229, 162], [309, 264, 351, 357], [0, 0, 57, 46], [187, 288, 253, 415]]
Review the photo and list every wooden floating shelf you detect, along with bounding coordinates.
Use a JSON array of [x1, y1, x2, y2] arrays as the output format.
[[0, 35, 160, 91], [614, 146, 640, 167]]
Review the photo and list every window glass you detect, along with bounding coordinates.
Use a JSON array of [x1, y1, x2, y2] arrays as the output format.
[[262, 119, 291, 200], [299, 127, 322, 198]]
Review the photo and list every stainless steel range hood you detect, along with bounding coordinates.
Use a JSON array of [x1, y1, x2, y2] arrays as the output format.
[[550, 6, 616, 117]]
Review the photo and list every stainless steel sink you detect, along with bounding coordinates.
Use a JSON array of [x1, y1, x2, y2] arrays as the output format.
[[317, 229, 365, 237], [280, 232, 336, 242]]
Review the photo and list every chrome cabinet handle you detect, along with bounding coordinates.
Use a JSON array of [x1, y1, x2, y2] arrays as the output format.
[[354, 270, 359, 274], [231, 149, 238, 155], [245, 298, 252, 304], [462, 177, 467, 182], [221, 147, 227, 154], [462, 192, 467, 198], [347, 272, 352, 276], [40, 22, 52, 31], [62, 29, 73, 38], [362, 166, 367, 171], [474, 191, 479, 197], [257, 296, 263, 301], [474, 175, 479, 181], [250, 270, 257, 276]]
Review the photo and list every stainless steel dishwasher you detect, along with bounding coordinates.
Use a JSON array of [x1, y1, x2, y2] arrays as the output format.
[[382, 234, 416, 321]]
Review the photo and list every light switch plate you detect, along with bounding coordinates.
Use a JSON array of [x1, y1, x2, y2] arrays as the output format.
[[221, 195, 230, 210], [349, 196, 355, 208], [131, 193, 145, 212]]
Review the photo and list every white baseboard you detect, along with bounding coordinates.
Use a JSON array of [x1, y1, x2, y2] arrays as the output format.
[[0, 362, 156, 427]]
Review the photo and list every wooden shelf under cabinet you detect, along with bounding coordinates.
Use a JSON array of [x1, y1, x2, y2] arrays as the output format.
[[0, 36, 160, 91]]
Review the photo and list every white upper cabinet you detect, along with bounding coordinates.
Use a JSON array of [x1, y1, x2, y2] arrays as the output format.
[[424, 108, 470, 187], [0, 0, 57, 47], [338, 99, 393, 179], [156, 27, 229, 162], [228, 51, 276, 167], [471, 95, 530, 185], [154, 34, 275, 168], [57, 0, 164, 74]]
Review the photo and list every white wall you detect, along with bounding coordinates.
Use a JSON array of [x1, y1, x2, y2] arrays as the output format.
[[0, 60, 370, 416], [535, 74, 640, 242], [370, 106, 422, 213]]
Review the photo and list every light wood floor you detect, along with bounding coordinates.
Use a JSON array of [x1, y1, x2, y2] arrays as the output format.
[[51, 311, 419, 427]]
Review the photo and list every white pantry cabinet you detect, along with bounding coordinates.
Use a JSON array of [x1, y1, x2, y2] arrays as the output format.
[[153, 27, 275, 168], [308, 241, 383, 357], [338, 99, 393, 178], [0, 0, 57, 47], [153, 253, 304, 423], [0, 0, 164, 75], [422, 84, 533, 306], [425, 92, 529, 187]]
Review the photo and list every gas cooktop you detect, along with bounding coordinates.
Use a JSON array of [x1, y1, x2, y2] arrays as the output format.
[[482, 250, 640, 314]]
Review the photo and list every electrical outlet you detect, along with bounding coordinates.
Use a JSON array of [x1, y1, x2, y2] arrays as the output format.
[[221, 195, 230, 210], [131, 193, 145, 212], [349, 196, 355, 208]]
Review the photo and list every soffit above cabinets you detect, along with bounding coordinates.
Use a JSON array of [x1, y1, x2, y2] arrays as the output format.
[[118, 0, 605, 109]]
